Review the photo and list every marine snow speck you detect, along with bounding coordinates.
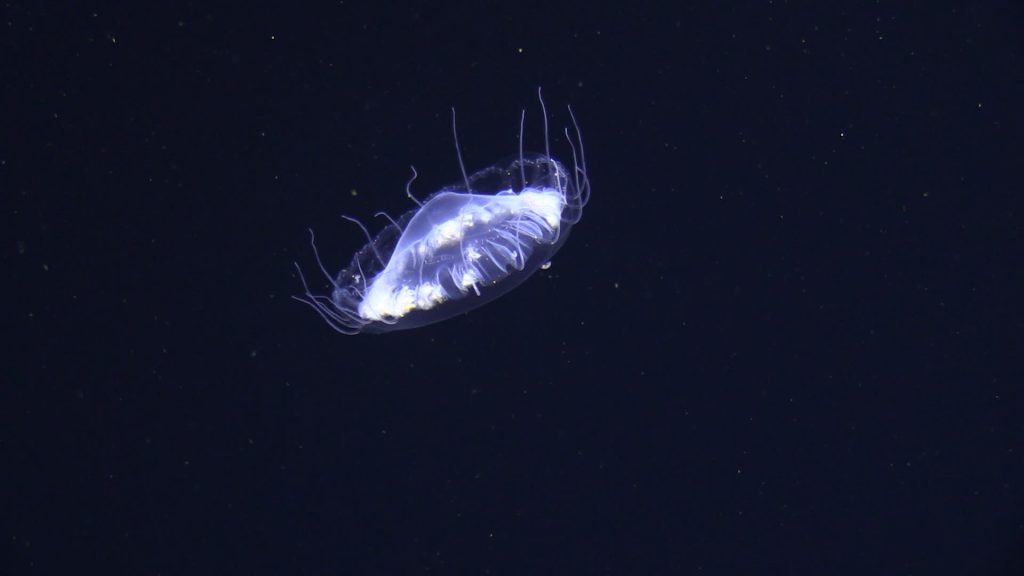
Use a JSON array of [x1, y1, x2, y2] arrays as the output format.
[[293, 89, 591, 334]]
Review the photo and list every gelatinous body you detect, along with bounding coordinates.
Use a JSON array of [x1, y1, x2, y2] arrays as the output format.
[[294, 93, 589, 334]]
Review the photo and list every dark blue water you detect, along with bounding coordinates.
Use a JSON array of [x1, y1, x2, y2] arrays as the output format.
[[5, 2, 1022, 574]]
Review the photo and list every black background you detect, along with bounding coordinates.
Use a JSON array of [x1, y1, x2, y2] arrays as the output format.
[[4, 1, 1023, 574]]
